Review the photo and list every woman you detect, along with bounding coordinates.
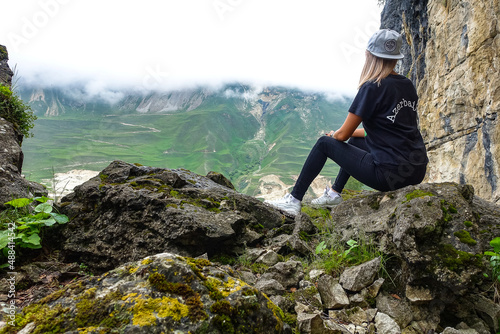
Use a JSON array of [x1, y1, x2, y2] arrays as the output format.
[[265, 29, 428, 215]]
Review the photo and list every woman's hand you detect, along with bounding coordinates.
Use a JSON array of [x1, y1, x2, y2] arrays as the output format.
[[325, 130, 335, 137]]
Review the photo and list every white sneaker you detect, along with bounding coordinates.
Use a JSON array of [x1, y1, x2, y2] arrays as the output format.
[[264, 193, 301, 216], [311, 187, 342, 206]]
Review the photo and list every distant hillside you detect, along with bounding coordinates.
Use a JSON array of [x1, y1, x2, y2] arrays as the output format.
[[18, 84, 354, 199]]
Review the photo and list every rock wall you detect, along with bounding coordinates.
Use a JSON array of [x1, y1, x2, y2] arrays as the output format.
[[0, 45, 46, 206], [0, 45, 13, 86], [381, 0, 500, 204]]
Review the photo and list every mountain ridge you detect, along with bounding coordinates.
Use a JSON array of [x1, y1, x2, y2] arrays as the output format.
[[18, 83, 355, 198]]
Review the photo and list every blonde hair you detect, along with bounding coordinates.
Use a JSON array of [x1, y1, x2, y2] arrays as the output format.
[[358, 51, 398, 89]]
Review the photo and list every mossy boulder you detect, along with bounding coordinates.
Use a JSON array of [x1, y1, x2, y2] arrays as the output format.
[[331, 182, 499, 300], [59, 161, 300, 273], [0, 253, 291, 334]]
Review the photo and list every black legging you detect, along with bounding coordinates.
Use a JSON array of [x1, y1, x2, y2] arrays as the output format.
[[291, 136, 427, 201]]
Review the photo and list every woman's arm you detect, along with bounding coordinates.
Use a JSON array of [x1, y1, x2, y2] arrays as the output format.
[[332, 112, 363, 141]]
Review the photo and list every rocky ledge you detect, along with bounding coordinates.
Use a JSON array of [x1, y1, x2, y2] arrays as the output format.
[[1, 161, 499, 333]]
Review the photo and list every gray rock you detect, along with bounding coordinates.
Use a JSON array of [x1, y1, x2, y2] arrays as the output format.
[[309, 269, 325, 281], [262, 261, 304, 290], [375, 312, 401, 334], [376, 291, 413, 328], [60, 160, 294, 273], [0, 45, 13, 86], [254, 278, 286, 296], [406, 284, 434, 304], [470, 294, 500, 332], [441, 328, 479, 334], [339, 257, 381, 292], [237, 270, 257, 285], [7, 253, 290, 333], [316, 275, 349, 309], [298, 313, 347, 334], [256, 250, 281, 266], [0, 118, 47, 208]]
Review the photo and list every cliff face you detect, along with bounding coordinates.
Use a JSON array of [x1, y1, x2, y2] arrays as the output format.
[[382, 0, 500, 204], [0, 45, 13, 86]]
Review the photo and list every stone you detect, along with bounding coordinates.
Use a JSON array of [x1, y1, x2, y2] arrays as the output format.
[[316, 275, 349, 309], [261, 261, 304, 290], [376, 291, 413, 329], [406, 284, 434, 304], [0, 45, 13, 86], [6, 253, 291, 333], [237, 270, 257, 285], [441, 328, 479, 334], [309, 269, 325, 281], [470, 294, 500, 332], [382, 0, 500, 204], [298, 313, 347, 334], [339, 257, 380, 292], [59, 160, 295, 273], [255, 250, 281, 266], [0, 117, 47, 208], [254, 278, 286, 296], [375, 312, 401, 334]]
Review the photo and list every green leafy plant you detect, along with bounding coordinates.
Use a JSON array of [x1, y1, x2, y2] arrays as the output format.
[[484, 237, 500, 303], [484, 237, 500, 281], [314, 236, 380, 276], [0, 84, 37, 138], [0, 197, 69, 267]]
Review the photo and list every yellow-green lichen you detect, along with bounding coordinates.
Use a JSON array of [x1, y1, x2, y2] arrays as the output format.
[[123, 294, 189, 326], [141, 258, 154, 265]]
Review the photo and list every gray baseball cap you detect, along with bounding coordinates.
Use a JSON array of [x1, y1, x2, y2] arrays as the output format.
[[367, 29, 404, 59]]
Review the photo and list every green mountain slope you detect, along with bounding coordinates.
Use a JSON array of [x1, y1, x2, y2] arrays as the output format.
[[19, 84, 353, 198]]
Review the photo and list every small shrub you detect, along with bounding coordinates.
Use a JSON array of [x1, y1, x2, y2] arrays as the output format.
[[0, 84, 37, 138], [0, 197, 69, 268]]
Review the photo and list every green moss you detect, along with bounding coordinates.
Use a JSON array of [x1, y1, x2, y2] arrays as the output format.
[[74, 288, 126, 329], [301, 206, 331, 219], [210, 300, 232, 315], [250, 263, 269, 275], [212, 314, 235, 333], [7, 303, 70, 334], [437, 244, 483, 272], [464, 221, 473, 228], [453, 230, 477, 246], [404, 189, 434, 203]]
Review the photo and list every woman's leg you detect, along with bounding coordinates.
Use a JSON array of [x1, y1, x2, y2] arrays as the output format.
[[332, 137, 369, 193], [291, 136, 383, 201]]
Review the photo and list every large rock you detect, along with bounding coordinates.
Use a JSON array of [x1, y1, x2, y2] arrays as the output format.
[[382, 0, 500, 204], [331, 182, 500, 332], [0, 45, 13, 86], [0, 45, 46, 207], [59, 160, 296, 273], [4, 253, 291, 333]]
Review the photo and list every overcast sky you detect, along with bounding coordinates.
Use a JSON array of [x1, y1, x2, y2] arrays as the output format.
[[0, 0, 382, 96]]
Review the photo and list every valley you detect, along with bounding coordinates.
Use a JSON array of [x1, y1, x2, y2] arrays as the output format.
[[19, 84, 359, 199]]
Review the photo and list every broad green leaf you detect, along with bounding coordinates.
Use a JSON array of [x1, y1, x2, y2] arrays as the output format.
[[347, 239, 358, 247], [485, 251, 499, 257], [34, 196, 51, 203], [34, 203, 53, 214], [21, 233, 41, 246], [0, 263, 9, 268], [5, 198, 31, 208], [42, 218, 57, 227], [32, 212, 51, 220], [16, 225, 30, 230], [51, 213, 69, 224], [23, 243, 42, 249], [0, 230, 10, 249], [490, 237, 500, 253]]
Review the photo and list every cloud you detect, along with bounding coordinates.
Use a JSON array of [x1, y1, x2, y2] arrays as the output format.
[[0, 0, 382, 96]]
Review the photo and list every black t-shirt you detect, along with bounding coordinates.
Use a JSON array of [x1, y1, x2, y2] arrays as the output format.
[[349, 74, 428, 168]]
